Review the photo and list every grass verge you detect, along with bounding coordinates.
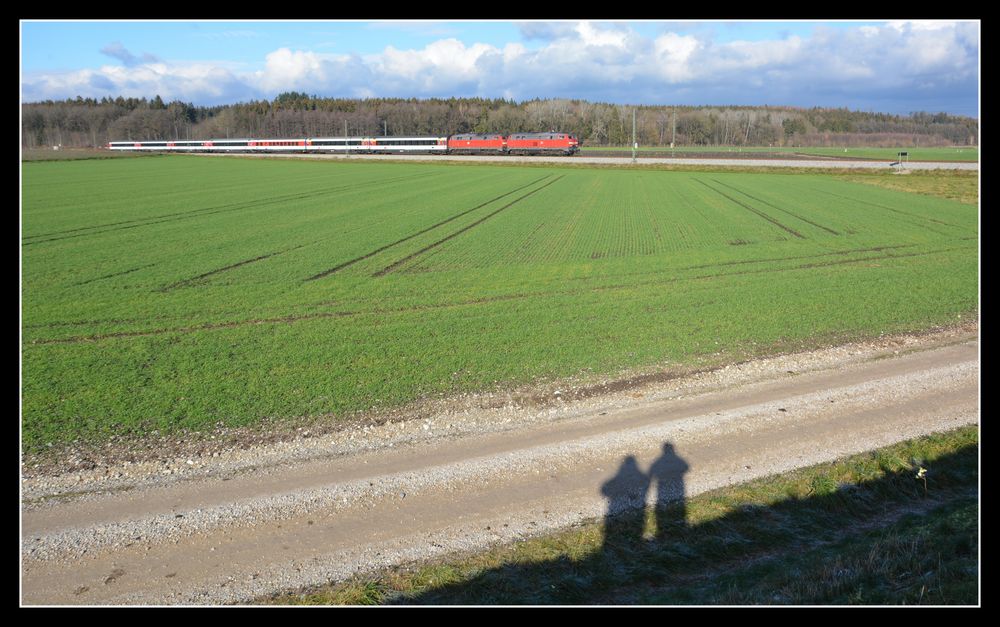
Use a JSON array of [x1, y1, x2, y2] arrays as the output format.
[[581, 145, 979, 163], [21, 148, 157, 162], [265, 425, 979, 605], [835, 169, 979, 206]]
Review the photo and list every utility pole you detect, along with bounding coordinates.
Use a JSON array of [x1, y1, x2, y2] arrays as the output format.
[[671, 107, 676, 150], [631, 108, 637, 163]]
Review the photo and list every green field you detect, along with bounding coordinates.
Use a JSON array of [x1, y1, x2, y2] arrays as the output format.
[[582, 145, 980, 162], [21, 156, 979, 452]]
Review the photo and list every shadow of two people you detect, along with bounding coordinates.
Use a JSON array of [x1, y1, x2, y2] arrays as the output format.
[[600, 443, 689, 551]]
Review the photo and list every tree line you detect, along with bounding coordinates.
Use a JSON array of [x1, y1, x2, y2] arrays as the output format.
[[22, 94, 979, 149]]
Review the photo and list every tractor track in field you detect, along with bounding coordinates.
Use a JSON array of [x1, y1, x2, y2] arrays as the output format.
[[158, 251, 291, 292], [20, 325, 979, 605], [71, 264, 159, 287], [25, 243, 973, 347], [24, 316, 168, 330], [372, 175, 565, 277], [707, 179, 842, 236], [24, 171, 441, 240], [304, 175, 553, 281], [679, 244, 918, 271], [815, 189, 968, 230], [22, 172, 441, 246], [554, 243, 933, 288], [156, 240, 326, 292], [25, 310, 361, 345], [694, 179, 805, 239], [28, 240, 921, 331]]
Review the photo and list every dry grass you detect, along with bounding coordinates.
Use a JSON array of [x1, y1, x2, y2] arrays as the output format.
[[21, 147, 157, 162], [835, 170, 979, 206]]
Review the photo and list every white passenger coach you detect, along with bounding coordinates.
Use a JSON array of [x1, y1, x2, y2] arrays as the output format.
[[108, 137, 450, 154]]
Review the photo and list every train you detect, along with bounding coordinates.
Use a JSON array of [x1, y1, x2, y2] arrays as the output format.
[[108, 131, 581, 156]]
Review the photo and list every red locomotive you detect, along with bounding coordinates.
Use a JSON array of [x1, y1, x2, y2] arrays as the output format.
[[447, 133, 507, 154], [505, 132, 579, 155]]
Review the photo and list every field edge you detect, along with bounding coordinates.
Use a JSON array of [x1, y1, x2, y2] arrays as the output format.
[[21, 318, 979, 485]]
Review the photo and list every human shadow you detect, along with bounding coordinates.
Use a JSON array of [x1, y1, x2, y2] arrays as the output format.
[[649, 442, 690, 540], [599, 455, 650, 553], [395, 439, 977, 604], [392, 441, 693, 604], [599, 444, 690, 552]]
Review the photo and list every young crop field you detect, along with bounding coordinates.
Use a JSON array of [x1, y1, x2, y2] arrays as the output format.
[[21, 156, 979, 452]]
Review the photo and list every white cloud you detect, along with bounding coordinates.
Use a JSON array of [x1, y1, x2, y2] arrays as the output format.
[[21, 21, 979, 113], [256, 48, 333, 92], [695, 36, 803, 79], [370, 39, 499, 94], [652, 33, 700, 82], [378, 39, 495, 80], [575, 21, 628, 48], [502, 42, 526, 62], [22, 61, 252, 104], [887, 20, 959, 32]]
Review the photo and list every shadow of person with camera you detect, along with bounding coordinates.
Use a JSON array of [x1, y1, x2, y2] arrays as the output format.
[[599, 455, 650, 554], [648, 442, 690, 540]]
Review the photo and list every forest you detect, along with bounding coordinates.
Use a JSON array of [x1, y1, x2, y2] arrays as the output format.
[[21, 93, 979, 149]]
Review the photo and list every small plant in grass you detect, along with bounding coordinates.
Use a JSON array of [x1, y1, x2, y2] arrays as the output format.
[[916, 466, 928, 497]]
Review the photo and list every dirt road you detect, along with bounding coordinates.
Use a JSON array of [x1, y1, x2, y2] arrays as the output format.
[[20, 328, 979, 605], [198, 151, 979, 170]]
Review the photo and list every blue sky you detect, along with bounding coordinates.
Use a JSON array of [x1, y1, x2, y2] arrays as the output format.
[[20, 20, 980, 116]]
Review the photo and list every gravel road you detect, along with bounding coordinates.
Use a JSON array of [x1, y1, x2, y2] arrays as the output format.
[[20, 326, 979, 605], [196, 152, 979, 170]]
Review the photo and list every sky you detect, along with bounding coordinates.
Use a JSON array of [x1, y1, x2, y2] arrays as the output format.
[[20, 20, 980, 116]]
